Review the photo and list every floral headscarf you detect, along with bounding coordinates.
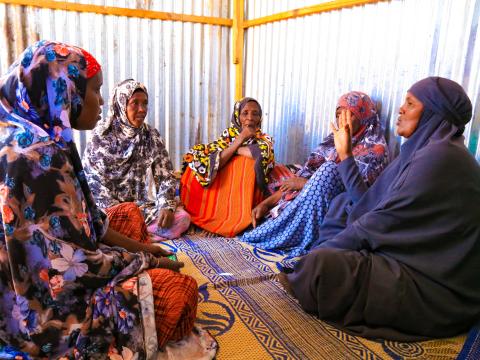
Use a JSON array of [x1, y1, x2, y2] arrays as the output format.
[[1, 41, 100, 146], [297, 91, 388, 186], [94, 78, 148, 137], [83, 79, 177, 224], [182, 97, 275, 191], [0, 40, 105, 242]]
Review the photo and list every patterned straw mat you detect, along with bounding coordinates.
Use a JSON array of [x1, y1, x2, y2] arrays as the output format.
[[164, 235, 473, 360]]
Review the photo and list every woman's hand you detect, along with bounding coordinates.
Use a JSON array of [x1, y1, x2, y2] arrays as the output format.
[[331, 109, 353, 161], [279, 177, 307, 192], [157, 209, 174, 229], [238, 125, 257, 142], [103, 228, 183, 270], [251, 191, 283, 228], [219, 125, 257, 169], [154, 257, 185, 272], [147, 245, 183, 272], [103, 228, 174, 258], [251, 202, 270, 228], [145, 244, 174, 257]]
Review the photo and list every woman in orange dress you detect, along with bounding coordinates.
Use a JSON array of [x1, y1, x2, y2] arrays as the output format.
[[180, 97, 274, 237]]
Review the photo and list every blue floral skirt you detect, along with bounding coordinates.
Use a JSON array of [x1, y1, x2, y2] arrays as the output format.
[[241, 161, 345, 257]]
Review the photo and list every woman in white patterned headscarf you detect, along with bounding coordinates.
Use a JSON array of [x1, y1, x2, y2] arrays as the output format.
[[83, 78, 190, 241]]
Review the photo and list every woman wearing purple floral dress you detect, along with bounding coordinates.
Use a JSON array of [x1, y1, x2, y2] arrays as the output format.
[[0, 41, 199, 359]]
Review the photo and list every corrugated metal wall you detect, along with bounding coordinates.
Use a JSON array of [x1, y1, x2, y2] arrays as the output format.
[[245, 0, 480, 164], [2, 0, 480, 168], [0, 0, 233, 168]]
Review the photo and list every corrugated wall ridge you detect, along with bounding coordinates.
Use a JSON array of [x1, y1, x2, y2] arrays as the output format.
[[0, 0, 233, 168], [245, 0, 480, 164], [2, 0, 480, 167]]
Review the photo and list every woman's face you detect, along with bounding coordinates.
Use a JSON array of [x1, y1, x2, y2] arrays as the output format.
[[239, 101, 261, 129], [397, 92, 424, 138], [74, 71, 104, 130], [336, 107, 360, 134], [126, 90, 148, 128]]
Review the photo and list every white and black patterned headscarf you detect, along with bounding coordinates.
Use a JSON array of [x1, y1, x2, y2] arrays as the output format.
[[96, 78, 148, 137], [83, 79, 177, 224]]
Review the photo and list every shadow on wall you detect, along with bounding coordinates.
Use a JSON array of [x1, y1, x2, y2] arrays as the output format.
[[375, 99, 401, 162], [273, 105, 310, 166]]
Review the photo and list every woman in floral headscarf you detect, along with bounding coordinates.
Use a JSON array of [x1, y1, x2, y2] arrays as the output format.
[[83, 79, 190, 242], [0, 41, 202, 359], [241, 91, 388, 257], [180, 97, 275, 237]]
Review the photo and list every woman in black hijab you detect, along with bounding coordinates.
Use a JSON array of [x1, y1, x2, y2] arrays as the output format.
[[280, 77, 480, 341]]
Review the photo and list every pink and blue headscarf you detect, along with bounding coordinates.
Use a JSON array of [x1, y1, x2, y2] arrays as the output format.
[[298, 91, 388, 186]]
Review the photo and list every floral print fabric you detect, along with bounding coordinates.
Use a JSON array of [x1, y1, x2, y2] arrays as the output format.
[[242, 161, 345, 256], [83, 79, 177, 225], [182, 97, 274, 192], [0, 41, 163, 359]]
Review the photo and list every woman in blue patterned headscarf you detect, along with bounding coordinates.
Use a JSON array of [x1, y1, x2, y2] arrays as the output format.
[[0, 41, 200, 359]]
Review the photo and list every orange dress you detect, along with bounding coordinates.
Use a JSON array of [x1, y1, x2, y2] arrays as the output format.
[[180, 156, 264, 237]]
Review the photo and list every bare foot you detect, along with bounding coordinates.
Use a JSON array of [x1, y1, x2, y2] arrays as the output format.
[[277, 272, 295, 297]]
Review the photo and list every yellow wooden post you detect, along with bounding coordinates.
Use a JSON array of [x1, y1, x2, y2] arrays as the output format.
[[232, 0, 244, 100]]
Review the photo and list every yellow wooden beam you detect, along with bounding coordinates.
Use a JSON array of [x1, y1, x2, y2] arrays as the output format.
[[0, 0, 233, 27], [243, 0, 388, 28], [233, 0, 244, 100]]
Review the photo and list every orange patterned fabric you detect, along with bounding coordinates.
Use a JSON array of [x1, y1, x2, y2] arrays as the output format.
[[106, 203, 198, 348], [181, 156, 264, 237], [105, 202, 150, 243], [146, 268, 199, 348]]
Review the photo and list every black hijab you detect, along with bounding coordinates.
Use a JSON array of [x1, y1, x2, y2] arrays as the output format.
[[319, 77, 480, 295]]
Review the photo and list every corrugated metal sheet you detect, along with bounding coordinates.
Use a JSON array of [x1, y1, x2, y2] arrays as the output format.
[[2, 0, 480, 168], [0, 0, 233, 168], [245, 0, 480, 164]]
